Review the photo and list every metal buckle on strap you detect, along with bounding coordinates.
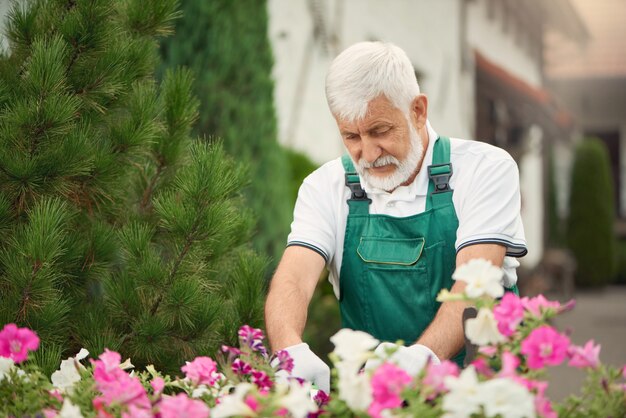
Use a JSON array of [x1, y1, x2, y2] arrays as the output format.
[[345, 173, 372, 202], [428, 163, 453, 194]]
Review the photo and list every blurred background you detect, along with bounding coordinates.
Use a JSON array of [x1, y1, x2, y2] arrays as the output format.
[[1, 0, 624, 400], [267, 0, 626, 399]]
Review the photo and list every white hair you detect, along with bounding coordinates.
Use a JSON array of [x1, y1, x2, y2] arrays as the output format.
[[325, 41, 420, 121]]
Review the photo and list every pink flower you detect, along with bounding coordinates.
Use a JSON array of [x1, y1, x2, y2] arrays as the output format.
[[313, 389, 330, 406], [182, 357, 219, 386], [470, 357, 494, 377], [91, 350, 150, 410], [493, 293, 525, 336], [231, 358, 252, 375], [520, 325, 570, 369], [274, 349, 294, 373], [521, 295, 561, 317], [121, 405, 153, 418], [251, 370, 273, 391], [422, 360, 459, 397], [42, 408, 58, 418], [567, 340, 601, 369], [238, 325, 268, 356], [159, 393, 209, 418], [151, 377, 165, 394], [0, 323, 40, 363], [368, 362, 412, 418], [244, 395, 261, 412], [478, 345, 498, 357]]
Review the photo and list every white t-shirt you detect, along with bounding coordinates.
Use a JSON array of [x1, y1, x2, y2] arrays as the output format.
[[287, 123, 527, 298]]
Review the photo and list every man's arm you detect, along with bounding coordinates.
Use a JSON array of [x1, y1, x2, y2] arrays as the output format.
[[416, 243, 506, 360], [265, 245, 326, 353]]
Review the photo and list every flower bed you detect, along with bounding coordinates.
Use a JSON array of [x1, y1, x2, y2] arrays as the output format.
[[1, 260, 625, 417]]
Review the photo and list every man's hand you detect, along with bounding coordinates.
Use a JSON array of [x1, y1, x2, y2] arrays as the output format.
[[275, 343, 331, 393], [364, 342, 440, 376]]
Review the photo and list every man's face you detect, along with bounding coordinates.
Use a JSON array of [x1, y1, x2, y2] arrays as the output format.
[[336, 96, 424, 191]]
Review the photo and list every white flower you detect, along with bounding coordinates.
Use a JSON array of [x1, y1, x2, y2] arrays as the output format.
[[452, 258, 504, 299], [336, 361, 372, 411], [478, 378, 536, 418], [211, 383, 257, 418], [442, 366, 482, 417], [0, 357, 15, 382], [51, 349, 89, 393], [330, 328, 379, 367], [465, 307, 506, 346], [278, 380, 318, 418], [119, 357, 134, 370], [58, 398, 84, 418]]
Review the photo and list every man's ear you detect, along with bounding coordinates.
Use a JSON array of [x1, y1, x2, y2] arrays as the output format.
[[411, 94, 428, 128]]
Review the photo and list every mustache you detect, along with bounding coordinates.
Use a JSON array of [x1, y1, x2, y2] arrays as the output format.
[[358, 155, 401, 169]]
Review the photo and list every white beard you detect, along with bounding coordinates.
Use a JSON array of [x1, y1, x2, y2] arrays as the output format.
[[355, 122, 424, 191]]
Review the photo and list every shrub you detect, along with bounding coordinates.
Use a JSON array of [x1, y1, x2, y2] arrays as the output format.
[[567, 138, 617, 287]]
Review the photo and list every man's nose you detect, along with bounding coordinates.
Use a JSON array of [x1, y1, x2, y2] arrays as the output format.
[[361, 137, 382, 164]]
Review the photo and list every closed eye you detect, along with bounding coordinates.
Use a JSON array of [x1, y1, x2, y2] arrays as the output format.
[[369, 126, 392, 137]]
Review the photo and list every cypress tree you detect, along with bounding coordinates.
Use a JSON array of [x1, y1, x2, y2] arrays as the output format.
[[0, 0, 266, 375], [159, 0, 292, 263], [567, 138, 617, 287]]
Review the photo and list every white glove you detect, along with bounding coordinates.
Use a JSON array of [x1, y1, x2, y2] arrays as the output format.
[[364, 342, 440, 377], [274, 343, 330, 393]]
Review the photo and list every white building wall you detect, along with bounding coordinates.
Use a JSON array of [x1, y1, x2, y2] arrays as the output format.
[[268, 0, 471, 163], [465, 0, 543, 88]]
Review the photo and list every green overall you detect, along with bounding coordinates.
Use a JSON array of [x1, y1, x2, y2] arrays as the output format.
[[339, 136, 463, 364]]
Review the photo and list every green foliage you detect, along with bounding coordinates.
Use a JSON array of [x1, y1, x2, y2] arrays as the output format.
[[0, 0, 267, 373], [546, 145, 565, 247], [285, 147, 319, 204], [567, 138, 617, 287], [159, 0, 292, 264]]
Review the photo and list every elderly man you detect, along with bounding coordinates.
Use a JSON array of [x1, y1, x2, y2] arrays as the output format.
[[265, 41, 526, 392]]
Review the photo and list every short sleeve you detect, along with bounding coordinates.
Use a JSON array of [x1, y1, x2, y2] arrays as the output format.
[[287, 167, 337, 264], [455, 158, 527, 257]]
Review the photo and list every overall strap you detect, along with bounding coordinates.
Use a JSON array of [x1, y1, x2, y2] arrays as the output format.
[[426, 137, 454, 210], [341, 154, 371, 215]]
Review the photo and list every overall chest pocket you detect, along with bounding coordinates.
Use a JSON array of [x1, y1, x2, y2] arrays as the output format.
[[357, 237, 425, 266], [355, 237, 434, 343]]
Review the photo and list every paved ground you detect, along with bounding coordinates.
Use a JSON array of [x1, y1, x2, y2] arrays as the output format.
[[543, 286, 626, 401]]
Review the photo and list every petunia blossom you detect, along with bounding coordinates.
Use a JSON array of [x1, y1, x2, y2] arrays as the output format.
[[273, 349, 294, 374], [465, 307, 506, 346], [520, 325, 570, 369], [330, 328, 379, 369], [91, 350, 150, 410], [493, 292, 525, 336], [567, 340, 601, 369], [159, 393, 209, 418], [422, 360, 459, 398], [238, 325, 268, 357], [478, 378, 536, 418], [442, 366, 483, 417], [521, 295, 561, 317], [181, 356, 219, 386], [0, 323, 40, 363], [51, 349, 89, 393], [368, 362, 412, 418], [278, 380, 318, 418], [452, 258, 504, 299]]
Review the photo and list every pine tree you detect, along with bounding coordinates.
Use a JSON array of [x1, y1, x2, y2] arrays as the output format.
[[0, 0, 266, 375], [159, 0, 292, 263]]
